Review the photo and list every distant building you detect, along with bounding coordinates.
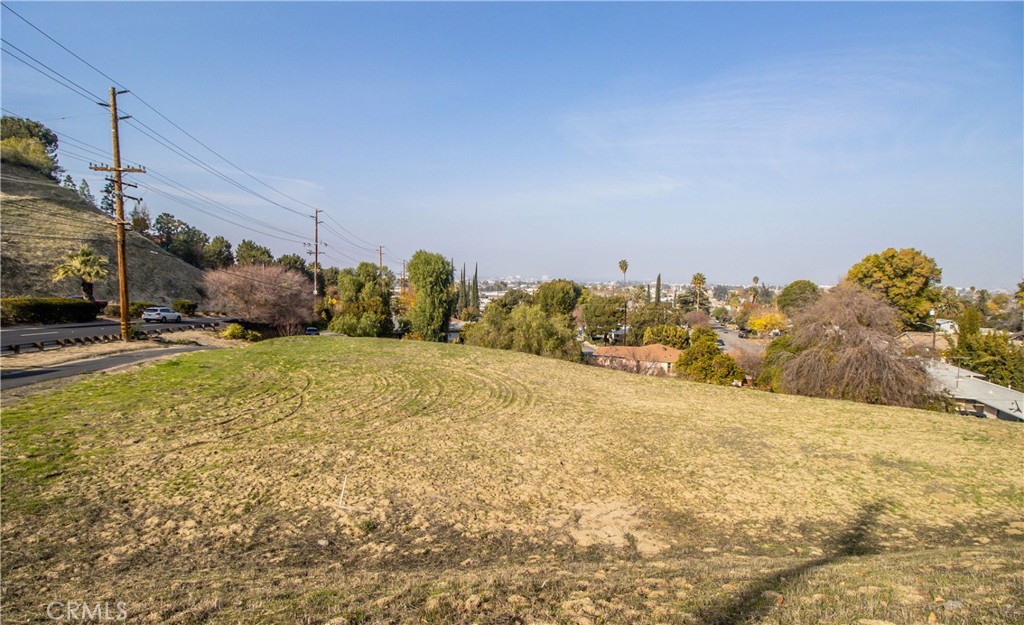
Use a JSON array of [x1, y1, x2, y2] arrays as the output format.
[[927, 361, 1024, 423], [589, 344, 683, 377]]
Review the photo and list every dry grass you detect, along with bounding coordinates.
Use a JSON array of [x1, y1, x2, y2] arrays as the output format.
[[0, 164, 204, 303], [1, 337, 1021, 624]]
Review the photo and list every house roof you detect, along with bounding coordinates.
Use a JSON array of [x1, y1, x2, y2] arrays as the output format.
[[926, 361, 1024, 422], [593, 343, 683, 364]]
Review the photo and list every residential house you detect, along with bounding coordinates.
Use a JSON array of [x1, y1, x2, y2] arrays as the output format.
[[589, 343, 683, 377], [926, 361, 1024, 423]]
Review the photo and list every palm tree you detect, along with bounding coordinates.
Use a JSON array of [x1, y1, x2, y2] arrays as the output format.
[[691, 272, 706, 311], [749, 275, 760, 304], [52, 245, 109, 301], [618, 259, 629, 344]]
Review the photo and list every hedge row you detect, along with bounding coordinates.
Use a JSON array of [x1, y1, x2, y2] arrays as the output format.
[[1, 298, 99, 325], [104, 302, 154, 319]]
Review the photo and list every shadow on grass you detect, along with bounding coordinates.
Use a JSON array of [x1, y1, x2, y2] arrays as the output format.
[[696, 500, 891, 625]]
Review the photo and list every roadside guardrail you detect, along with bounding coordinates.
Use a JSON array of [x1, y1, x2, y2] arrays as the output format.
[[1, 321, 225, 355]]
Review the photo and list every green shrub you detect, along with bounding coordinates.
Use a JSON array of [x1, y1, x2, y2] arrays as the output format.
[[675, 327, 745, 385], [172, 299, 198, 317], [131, 302, 155, 317], [104, 301, 154, 319], [0, 298, 99, 325], [0, 137, 56, 176], [220, 323, 262, 342], [642, 324, 689, 349], [221, 323, 247, 340]]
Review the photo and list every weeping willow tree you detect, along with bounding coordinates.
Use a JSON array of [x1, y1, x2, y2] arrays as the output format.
[[773, 283, 936, 408]]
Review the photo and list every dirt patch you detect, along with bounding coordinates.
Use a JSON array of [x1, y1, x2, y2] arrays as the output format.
[[562, 501, 669, 556]]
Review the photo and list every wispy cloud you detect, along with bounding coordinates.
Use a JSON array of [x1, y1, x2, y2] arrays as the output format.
[[561, 50, 957, 183]]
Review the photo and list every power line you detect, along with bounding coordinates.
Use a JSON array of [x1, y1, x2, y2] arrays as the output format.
[[0, 38, 101, 105], [123, 116, 309, 218], [4, 3, 327, 219], [142, 168, 307, 238], [319, 221, 379, 254], [323, 211, 376, 248], [137, 183, 307, 245], [2, 13, 391, 258]]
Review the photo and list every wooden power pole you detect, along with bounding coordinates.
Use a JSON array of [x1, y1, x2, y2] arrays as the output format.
[[378, 245, 383, 272], [307, 208, 322, 316], [91, 87, 144, 342]]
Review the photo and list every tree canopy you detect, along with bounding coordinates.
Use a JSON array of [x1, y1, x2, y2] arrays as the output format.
[[329, 262, 395, 337], [204, 264, 311, 333], [583, 295, 625, 341], [153, 213, 208, 268], [776, 280, 820, 315], [847, 247, 941, 329], [235, 239, 274, 266], [406, 250, 454, 341], [770, 283, 935, 408], [0, 116, 59, 177], [534, 279, 582, 318], [203, 236, 235, 270]]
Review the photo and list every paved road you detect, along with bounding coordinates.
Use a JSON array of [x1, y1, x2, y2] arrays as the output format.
[[0, 345, 212, 390], [1, 317, 226, 348], [713, 324, 767, 354]]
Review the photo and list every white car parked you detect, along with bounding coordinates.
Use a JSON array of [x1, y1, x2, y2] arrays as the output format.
[[141, 306, 182, 323]]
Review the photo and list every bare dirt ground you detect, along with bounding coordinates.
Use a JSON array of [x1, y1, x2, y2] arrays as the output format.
[[2, 337, 1021, 624]]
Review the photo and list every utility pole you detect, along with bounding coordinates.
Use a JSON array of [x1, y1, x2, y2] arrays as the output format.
[[378, 245, 383, 272], [306, 208, 322, 316], [401, 261, 406, 298], [91, 87, 145, 342]]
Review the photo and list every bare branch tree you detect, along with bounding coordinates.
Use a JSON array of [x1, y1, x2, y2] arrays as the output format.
[[780, 283, 935, 408], [205, 265, 312, 335]]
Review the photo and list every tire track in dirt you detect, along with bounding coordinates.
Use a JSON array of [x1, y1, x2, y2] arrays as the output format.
[[126, 373, 313, 459], [457, 365, 537, 413]]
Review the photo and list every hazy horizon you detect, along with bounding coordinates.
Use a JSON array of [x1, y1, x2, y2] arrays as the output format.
[[3, 2, 1020, 290]]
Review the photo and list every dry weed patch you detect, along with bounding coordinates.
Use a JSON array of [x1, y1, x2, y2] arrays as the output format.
[[2, 337, 1021, 623]]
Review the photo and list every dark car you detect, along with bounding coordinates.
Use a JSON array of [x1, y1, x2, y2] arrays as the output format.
[[738, 331, 749, 339], [304, 327, 320, 335]]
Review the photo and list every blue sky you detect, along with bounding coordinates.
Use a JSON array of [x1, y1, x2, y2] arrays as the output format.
[[2, 2, 1021, 289]]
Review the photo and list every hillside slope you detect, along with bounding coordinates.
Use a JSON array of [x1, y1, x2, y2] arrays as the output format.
[[2, 339, 1021, 623], [0, 164, 204, 303]]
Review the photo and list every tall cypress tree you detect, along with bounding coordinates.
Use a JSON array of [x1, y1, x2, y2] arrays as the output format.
[[471, 263, 479, 309], [655, 274, 662, 306], [457, 264, 468, 313]]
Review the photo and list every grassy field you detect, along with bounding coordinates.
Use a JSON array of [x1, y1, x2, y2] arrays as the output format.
[[0, 164, 204, 303], [2, 337, 1021, 624]]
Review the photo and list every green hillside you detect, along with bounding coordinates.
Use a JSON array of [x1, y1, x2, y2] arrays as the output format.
[[0, 164, 204, 303], [2, 338, 1021, 623]]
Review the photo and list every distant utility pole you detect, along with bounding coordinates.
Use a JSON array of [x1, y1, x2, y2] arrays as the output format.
[[91, 87, 145, 342], [378, 245, 383, 272], [306, 208, 322, 316]]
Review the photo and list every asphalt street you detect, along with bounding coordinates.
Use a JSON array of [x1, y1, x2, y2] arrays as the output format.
[[0, 345, 212, 390], [713, 324, 767, 354], [1, 317, 226, 348]]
